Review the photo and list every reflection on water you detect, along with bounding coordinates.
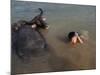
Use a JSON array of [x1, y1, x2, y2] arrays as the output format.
[[11, 1, 96, 74]]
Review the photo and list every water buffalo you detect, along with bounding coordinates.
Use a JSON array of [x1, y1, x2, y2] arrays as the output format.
[[12, 8, 49, 59]]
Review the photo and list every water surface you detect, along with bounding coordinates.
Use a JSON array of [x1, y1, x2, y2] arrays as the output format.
[[11, 1, 96, 74]]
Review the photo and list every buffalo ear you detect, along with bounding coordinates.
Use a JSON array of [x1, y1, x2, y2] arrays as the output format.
[[32, 24, 37, 28], [15, 27, 19, 30]]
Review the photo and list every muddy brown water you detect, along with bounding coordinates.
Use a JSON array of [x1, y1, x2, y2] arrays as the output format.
[[11, 1, 96, 74]]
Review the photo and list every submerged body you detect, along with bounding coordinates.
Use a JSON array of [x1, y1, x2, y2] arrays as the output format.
[[12, 25, 48, 58], [68, 32, 84, 45]]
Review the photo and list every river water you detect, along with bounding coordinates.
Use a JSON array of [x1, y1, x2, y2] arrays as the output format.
[[11, 1, 96, 74]]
